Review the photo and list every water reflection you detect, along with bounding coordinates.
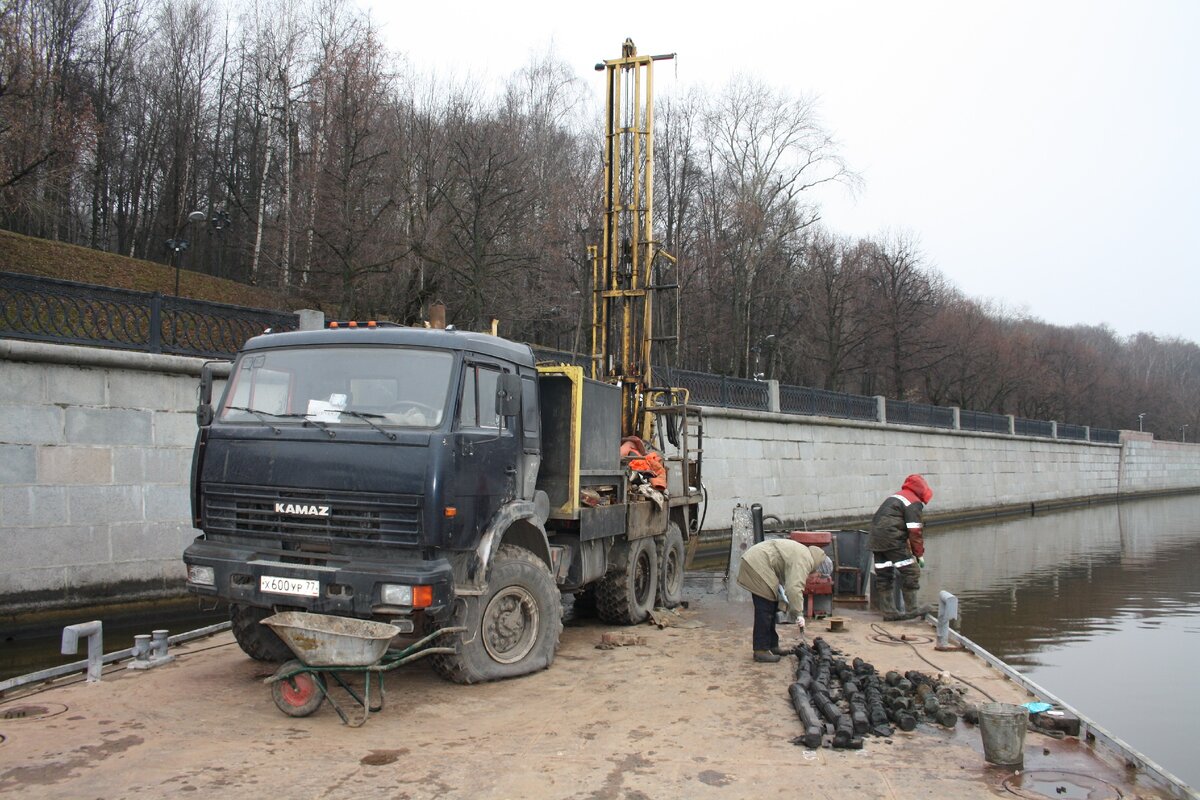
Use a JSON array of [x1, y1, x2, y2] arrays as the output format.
[[922, 494, 1200, 789]]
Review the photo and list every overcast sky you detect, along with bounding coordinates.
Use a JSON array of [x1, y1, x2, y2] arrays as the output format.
[[362, 0, 1200, 343]]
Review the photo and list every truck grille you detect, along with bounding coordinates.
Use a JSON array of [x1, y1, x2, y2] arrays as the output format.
[[203, 484, 421, 546]]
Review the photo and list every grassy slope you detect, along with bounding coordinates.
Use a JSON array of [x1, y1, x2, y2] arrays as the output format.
[[0, 229, 294, 310]]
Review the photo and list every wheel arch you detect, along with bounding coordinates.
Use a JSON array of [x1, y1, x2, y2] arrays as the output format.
[[467, 501, 552, 592]]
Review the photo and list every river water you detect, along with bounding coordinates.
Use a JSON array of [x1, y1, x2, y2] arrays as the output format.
[[917, 493, 1200, 790]]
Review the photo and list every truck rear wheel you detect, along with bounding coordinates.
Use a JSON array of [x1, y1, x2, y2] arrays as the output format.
[[596, 536, 658, 625], [230, 603, 294, 662], [657, 522, 685, 608], [431, 544, 562, 684]]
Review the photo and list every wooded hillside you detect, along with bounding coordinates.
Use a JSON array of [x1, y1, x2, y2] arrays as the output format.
[[2, 0, 1197, 440]]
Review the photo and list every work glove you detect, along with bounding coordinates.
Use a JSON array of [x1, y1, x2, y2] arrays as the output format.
[[917, 557, 926, 569]]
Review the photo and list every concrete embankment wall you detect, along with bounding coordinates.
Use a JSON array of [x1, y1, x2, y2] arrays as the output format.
[[4, 340, 1200, 614], [0, 341, 215, 615], [698, 407, 1200, 531]]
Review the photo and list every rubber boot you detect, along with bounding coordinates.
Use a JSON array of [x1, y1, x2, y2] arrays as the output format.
[[753, 650, 782, 663], [878, 584, 905, 621], [899, 588, 935, 621]]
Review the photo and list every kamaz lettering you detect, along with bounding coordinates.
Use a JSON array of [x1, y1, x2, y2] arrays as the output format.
[[274, 502, 330, 517]]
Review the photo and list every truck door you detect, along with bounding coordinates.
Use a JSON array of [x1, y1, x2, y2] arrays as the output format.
[[451, 360, 519, 546]]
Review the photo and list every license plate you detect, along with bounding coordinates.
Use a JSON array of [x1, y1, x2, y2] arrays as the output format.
[[260, 575, 319, 597]]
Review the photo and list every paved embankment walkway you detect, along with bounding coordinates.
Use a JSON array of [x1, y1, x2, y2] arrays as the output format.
[[0, 582, 1176, 800]]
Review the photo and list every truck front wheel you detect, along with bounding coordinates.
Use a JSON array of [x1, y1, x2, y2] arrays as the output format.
[[230, 604, 294, 662], [432, 544, 563, 684]]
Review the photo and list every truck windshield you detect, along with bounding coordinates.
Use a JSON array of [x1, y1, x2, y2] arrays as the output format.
[[219, 346, 453, 429]]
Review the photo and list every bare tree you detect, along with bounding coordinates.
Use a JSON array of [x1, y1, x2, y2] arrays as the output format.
[[860, 232, 949, 398], [697, 76, 855, 376]]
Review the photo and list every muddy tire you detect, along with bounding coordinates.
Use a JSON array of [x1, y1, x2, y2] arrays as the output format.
[[271, 661, 325, 717], [657, 522, 685, 609], [596, 536, 658, 625], [431, 544, 563, 684], [230, 604, 293, 662]]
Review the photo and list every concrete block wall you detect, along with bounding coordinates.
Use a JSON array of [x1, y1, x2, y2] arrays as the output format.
[[697, 407, 1196, 531], [4, 336, 1199, 613], [1, 341, 213, 613]]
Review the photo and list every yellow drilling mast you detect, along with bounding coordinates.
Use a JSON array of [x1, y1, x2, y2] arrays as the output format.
[[590, 39, 679, 442]]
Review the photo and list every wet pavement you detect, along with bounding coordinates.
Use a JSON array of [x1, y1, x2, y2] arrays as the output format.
[[0, 576, 1182, 800]]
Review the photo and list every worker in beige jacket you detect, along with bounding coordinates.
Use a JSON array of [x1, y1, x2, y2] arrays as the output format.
[[736, 538, 831, 663]]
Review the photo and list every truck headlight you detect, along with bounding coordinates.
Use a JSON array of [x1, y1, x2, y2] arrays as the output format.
[[381, 583, 433, 608], [188, 565, 215, 586]]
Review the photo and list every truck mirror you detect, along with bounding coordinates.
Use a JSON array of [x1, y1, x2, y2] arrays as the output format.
[[197, 363, 215, 427], [496, 373, 521, 419]]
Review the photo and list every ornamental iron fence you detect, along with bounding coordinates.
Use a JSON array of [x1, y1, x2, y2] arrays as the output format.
[[885, 399, 955, 429], [3, 272, 1128, 444], [0, 271, 297, 358], [1057, 423, 1088, 441], [660, 368, 770, 411], [1015, 417, 1055, 438], [960, 409, 1012, 434], [780, 384, 878, 421]]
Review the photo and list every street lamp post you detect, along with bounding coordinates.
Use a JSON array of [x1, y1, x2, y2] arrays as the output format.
[[1137, 413, 1146, 432], [210, 209, 230, 278], [166, 238, 190, 296]]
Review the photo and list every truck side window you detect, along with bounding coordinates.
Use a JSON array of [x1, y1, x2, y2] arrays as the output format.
[[458, 364, 502, 429], [476, 367, 501, 429]]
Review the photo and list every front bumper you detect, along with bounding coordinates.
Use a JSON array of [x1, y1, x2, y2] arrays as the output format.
[[183, 538, 456, 622]]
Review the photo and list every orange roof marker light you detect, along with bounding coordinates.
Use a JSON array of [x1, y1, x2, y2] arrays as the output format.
[[328, 319, 401, 329]]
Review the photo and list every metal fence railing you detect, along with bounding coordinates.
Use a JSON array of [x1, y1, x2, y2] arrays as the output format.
[[1014, 417, 1055, 438], [662, 368, 770, 411], [1057, 423, 1088, 441], [885, 399, 955, 429], [3, 272, 1128, 445], [780, 384, 878, 421], [0, 271, 297, 358], [960, 409, 1012, 434]]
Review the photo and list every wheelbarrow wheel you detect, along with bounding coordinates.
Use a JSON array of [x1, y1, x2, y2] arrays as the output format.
[[272, 661, 325, 717]]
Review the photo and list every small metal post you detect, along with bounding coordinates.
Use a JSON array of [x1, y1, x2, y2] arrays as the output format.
[[61, 621, 104, 683], [936, 591, 960, 651]]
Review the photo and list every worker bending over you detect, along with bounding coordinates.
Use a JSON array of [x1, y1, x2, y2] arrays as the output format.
[[736, 539, 831, 663], [870, 474, 936, 621]]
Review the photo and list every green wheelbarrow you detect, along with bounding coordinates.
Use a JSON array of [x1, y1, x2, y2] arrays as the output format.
[[260, 612, 463, 726]]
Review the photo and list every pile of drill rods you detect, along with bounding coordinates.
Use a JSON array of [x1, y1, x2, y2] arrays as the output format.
[[787, 637, 959, 750]]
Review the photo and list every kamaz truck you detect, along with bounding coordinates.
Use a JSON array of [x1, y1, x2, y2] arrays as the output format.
[[182, 41, 703, 683]]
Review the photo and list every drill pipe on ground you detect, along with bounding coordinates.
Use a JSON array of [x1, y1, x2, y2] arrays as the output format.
[[788, 683, 824, 749]]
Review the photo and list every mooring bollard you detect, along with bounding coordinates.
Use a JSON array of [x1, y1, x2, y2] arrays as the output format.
[[151, 630, 170, 659], [128, 634, 152, 668], [129, 629, 174, 670], [61, 621, 104, 683]]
